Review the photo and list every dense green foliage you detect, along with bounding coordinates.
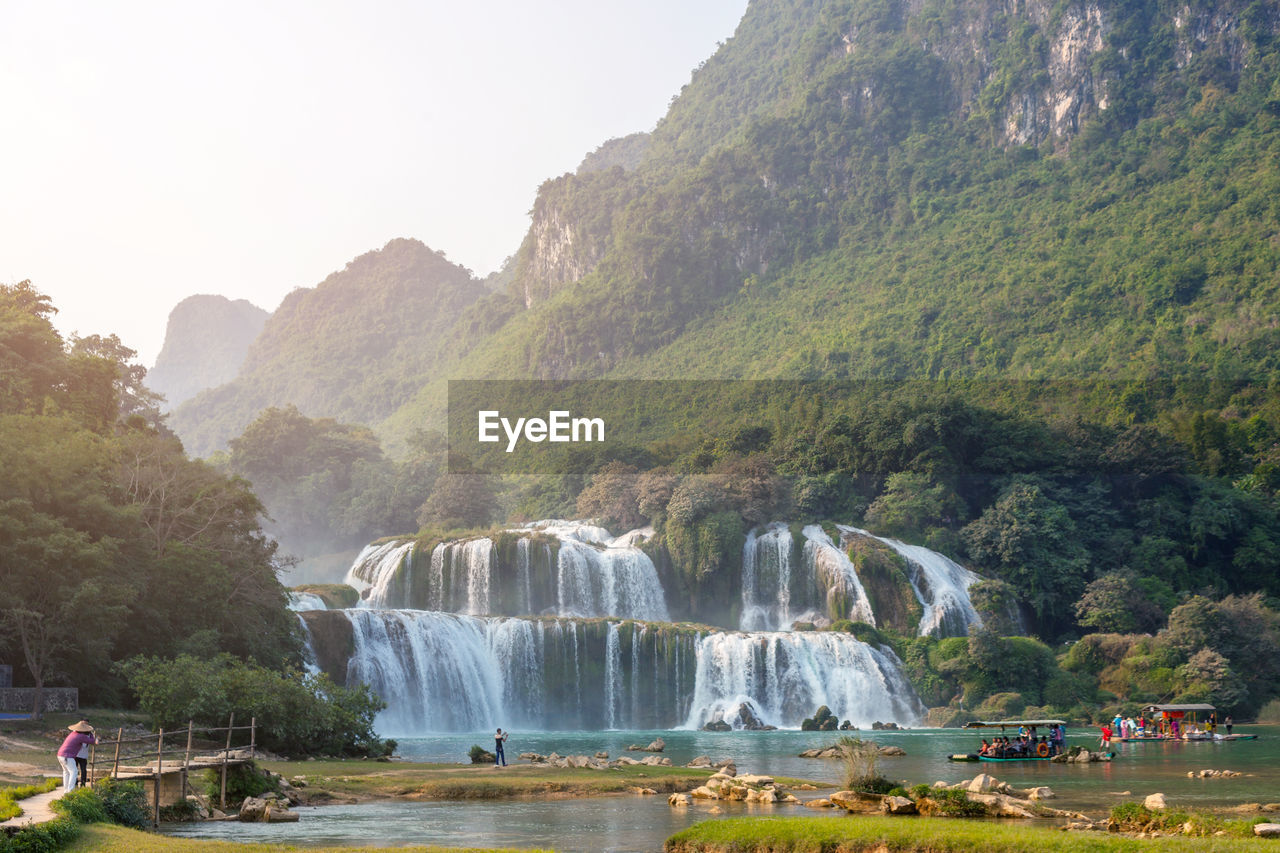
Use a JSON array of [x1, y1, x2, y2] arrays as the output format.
[[120, 654, 393, 757], [0, 283, 299, 710]]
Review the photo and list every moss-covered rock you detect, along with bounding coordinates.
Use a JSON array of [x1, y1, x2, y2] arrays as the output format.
[[843, 536, 923, 635]]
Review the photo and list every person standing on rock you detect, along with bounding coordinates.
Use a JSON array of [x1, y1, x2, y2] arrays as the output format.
[[57, 721, 96, 793], [494, 728, 508, 767]]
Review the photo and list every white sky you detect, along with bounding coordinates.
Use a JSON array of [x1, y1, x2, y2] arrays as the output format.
[[1, 0, 748, 366]]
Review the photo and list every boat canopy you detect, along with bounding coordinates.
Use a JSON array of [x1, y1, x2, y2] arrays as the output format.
[[1142, 704, 1215, 714], [963, 719, 1067, 728]]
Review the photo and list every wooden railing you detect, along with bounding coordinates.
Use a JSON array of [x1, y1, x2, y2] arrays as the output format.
[[88, 715, 257, 825]]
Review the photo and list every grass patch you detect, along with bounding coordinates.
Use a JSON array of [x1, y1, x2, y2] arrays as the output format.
[[1110, 802, 1264, 838], [665, 815, 1278, 852], [63, 823, 551, 853], [258, 759, 743, 800]]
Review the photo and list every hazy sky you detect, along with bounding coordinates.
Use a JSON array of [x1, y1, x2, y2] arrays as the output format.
[[2, 0, 748, 366]]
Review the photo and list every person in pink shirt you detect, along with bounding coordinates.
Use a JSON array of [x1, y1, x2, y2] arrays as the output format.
[[57, 721, 96, 793]]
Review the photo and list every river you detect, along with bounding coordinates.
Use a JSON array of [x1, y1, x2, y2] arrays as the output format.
[[161, 725, 1280, 852]]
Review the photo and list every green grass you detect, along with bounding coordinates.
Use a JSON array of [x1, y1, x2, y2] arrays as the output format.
[[64, 823, 552, 853], [664, 816, 1278, 852]]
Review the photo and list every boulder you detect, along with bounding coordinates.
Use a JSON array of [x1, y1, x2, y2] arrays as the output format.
[[829, 790, 885, 812], [878, 746, 906, 756], [238, 797, 268, 822], [701, 720, 732, 732], [738, 774, 774, 787], [805, 799, 834, 809], [264, 805, 299, 823], [594, 751, 609, 760], [640, 755, 671, 766], [519, 752, 543, 762], [1145, 793, 1168, 810], [687, 755, 712, 767], [630, 787, 657, 795], [1255, 824, 1280, 838], [613, 756, 639, 766], [690, 786, 719, 799], [289, 776, 308, 787], [714, 760, 737, 775], [567, 755, 591, 768], [881, 795, 918, 815], [669, 793, 690, 807], [726, 786, 750, 801], [1026, 787, 1056, 800], [967, 773, 1001, 793]]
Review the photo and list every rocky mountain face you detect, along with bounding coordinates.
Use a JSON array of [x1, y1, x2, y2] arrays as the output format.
[[147, 295, 268, 409], [508, 0, 1277, 313]]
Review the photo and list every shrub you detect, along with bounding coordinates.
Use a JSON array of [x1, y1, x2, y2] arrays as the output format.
[[119, 653, 393, 757], [0, 816, 80, 853], [202, 762, 277, 810], [469, 744, 496, 764], [837, 736, 895, 793], [918, 787, 988, 817], [50, 788, 108, 824], [94, 779, 150, 830]]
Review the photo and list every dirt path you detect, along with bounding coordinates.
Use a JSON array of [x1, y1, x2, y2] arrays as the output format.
[[0, 789, 61, 828]]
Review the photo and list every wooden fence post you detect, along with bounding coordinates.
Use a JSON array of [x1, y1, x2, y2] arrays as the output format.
[[112, 728, 122, 779], [153, 729, 165, 828], [181, 720, 193, 798], [220, 712, 234, 810], [249, 717, 256, 760]]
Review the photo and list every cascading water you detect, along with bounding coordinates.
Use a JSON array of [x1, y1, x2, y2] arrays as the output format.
[[318, 518, 986, 735], [288, 592, 328, 611], [340, 523, 667, 620], [344, 541, 416, 608], [801, 525, 877, 627], [740, 524, 801, 631], [681, 631, 925, 730], [840, 526, 982, 637]]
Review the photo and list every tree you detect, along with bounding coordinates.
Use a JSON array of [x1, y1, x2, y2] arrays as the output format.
[[864, 471, 964, 536], [575, 461, 643, 530], [1074, 572, 1166, 634], [418, 474, 499, 530], [961, 480, 1089, 632]]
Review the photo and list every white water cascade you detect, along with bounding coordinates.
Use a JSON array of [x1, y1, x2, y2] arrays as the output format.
[[288, 592, 328, 611], [801, 525, 878, 627], [681, 631, 925, 730], [840, 526, 983, 637], [343, 541, 416, 608], [312, 608, 926, 734]]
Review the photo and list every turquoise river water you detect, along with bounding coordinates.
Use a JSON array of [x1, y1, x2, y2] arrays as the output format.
[[162, 725, 1280, 852]]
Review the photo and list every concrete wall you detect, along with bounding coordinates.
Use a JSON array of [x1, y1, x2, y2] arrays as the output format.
[[0, 687, 79, 714]]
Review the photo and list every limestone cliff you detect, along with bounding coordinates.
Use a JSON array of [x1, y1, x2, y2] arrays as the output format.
[[147, 295, 268, 409]]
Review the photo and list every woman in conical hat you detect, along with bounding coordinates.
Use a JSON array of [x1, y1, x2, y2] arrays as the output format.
[[58, 721, 97, 792]]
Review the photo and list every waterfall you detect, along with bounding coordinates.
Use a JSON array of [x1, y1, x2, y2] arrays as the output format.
[[740, 524, 803, 631], [802, 525, 877, 627], [288, 592, 328, 611], [339, 522, 667, 620], [841, 526, 982, 637], [556, 538, 669, 621], [681, 631, 925, 730], [344, 541, 416, 608], [313, 609, 922, 734]]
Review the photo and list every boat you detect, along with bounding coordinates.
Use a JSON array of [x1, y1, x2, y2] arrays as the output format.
[[1137, 703, 1253, 741], [959, 718, 1069, 762]]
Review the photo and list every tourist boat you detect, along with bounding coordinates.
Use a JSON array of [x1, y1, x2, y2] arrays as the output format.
[[949, 718, 1068, 762], [1132, 703, 1258, 741]]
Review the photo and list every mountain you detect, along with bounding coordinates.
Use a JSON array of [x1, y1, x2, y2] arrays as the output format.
[[168, 238, 501, 457], [147, 295, 268, 409], [166, 0, 1280, 457]]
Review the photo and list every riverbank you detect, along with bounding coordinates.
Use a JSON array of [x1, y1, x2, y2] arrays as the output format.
[[664, 815, 1275, 852]]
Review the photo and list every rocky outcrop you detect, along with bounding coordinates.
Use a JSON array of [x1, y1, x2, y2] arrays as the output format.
[[148, 295, 268, 410]]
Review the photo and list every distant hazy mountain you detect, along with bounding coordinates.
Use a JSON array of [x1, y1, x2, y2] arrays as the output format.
[[147, 295, 268, 409], [168, 238, 497, 457]]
